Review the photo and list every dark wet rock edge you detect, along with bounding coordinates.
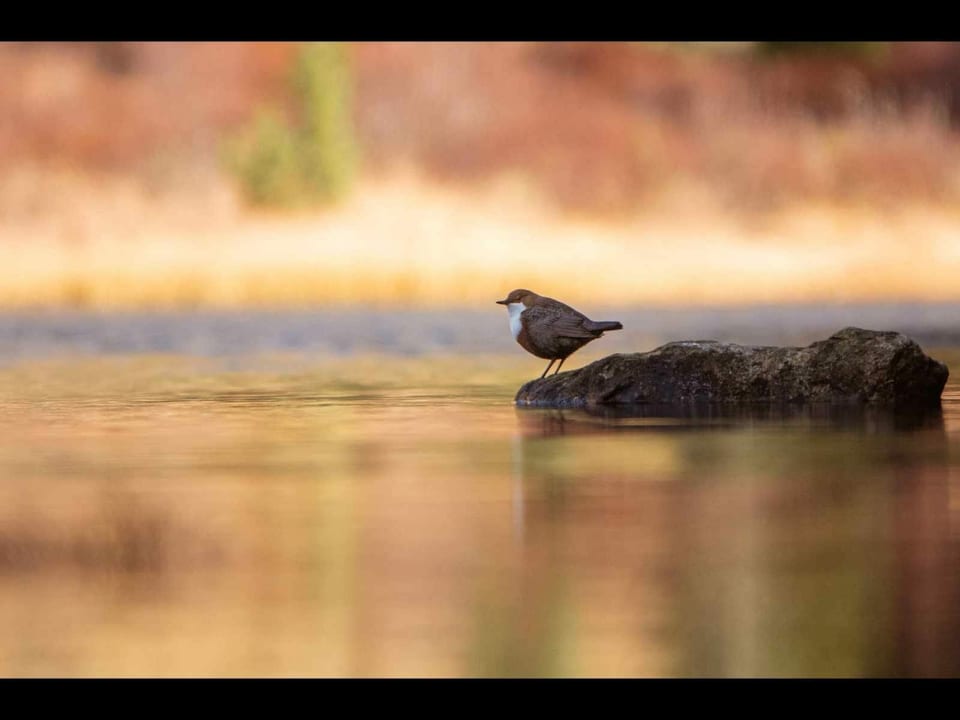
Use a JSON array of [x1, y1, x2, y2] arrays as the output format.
[[515, 328, 949, 409]]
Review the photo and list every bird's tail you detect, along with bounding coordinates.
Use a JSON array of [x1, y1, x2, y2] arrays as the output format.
[[587, 320, 623, 333]]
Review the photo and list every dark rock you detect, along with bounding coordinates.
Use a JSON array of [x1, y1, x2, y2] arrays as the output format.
[[515, 327, 949, 408]]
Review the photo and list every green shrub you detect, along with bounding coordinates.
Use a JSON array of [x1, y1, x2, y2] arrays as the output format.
[[225, 42, 358, 208], [294, 42, 357, 202], [226, 109, 301, 207]]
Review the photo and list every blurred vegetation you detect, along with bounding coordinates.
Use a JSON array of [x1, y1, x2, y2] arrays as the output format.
[[5, 42, 960, 216], [225, 42, 357, 207], [756, 42, 890, 61]]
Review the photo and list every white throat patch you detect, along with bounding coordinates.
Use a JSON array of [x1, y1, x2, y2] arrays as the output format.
[[507, 302, 526, 340]]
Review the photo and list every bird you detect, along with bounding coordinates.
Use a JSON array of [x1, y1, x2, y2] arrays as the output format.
[[496, 289, 623, 379]]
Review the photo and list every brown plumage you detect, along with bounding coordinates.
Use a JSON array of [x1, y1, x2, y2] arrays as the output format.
[[496, 289, 623, 378]]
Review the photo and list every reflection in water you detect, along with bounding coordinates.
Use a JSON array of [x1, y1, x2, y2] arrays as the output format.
[[0, 356, 957, 676], [517, 401, 947, 434], [511, 432, 525, 542], [512, 395, 960, 677]]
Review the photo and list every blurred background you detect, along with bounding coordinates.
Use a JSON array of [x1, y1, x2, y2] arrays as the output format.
[[2, 42, 960, 678], [3, 41, 960, 310]]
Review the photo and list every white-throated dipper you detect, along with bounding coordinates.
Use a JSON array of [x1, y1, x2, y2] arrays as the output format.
[[496, 289, 623, 378]]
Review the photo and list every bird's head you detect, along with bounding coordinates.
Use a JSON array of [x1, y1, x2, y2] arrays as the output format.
[[495, 289, 537, 307]]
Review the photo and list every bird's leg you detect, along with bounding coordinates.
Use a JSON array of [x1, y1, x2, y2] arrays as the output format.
[[553, 357, 566, 376], [540, 359, 556, 379]]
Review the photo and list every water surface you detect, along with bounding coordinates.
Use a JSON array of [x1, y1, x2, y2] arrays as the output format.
[[0, 310, 958, 677]]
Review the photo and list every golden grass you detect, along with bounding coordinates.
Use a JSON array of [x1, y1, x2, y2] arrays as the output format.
[[3, 167, 960, 309]]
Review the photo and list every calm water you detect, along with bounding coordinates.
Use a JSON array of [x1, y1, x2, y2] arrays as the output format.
[[0, 309, 958, 677]]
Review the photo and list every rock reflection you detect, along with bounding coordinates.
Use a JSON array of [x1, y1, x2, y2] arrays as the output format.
[[515, 402, 946, 437], [509, 397, 959, 676]]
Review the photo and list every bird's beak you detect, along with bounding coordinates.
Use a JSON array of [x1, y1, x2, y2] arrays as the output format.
[[495, 299, 508, 305]]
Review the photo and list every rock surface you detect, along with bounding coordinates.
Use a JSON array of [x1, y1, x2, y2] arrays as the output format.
[[515, 327, 949, 408]]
